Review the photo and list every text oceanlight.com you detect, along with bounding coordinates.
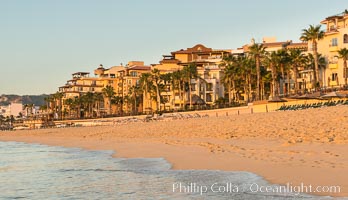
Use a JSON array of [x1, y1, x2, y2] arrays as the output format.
[[172, 182, 341, 195]]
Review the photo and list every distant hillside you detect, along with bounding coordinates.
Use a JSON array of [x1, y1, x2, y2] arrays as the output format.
[[0, 94, 49, 106]]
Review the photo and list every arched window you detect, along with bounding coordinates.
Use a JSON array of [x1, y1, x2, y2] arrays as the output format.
[[344, 34, 348, 43]]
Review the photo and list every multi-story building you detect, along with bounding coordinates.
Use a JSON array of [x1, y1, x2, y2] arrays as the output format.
[[242, 38, 308, 96], [59, 72, 106, 99], [152, 44, 231, 109], [58, 61, 151, 117], [0, 103, 23, 117], [319, 11, 348, 88]]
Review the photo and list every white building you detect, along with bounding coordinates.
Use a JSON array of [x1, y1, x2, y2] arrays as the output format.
[[0, 103, 23, 117]]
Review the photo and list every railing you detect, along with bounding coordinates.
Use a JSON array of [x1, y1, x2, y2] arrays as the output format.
[[329, 46, 339, 52], [329, 63, 338, 69]]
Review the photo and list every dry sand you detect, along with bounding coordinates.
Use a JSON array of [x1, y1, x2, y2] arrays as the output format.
[[1, 105, 348, 197]]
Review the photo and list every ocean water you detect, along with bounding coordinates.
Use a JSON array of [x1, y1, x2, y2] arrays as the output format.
[[0, 141, 342, 200]]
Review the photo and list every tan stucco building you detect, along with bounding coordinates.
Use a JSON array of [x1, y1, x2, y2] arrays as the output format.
[[152, 44, 231, 109], [319, 12, 348, 88]]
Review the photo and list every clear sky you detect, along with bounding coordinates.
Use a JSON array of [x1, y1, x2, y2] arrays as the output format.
[[0, 0, 346, 95]]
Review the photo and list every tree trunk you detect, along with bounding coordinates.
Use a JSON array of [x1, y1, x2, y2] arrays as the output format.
[[232, 80, 236, 102], [244, 74, 249, 102], [142, 91, 146, 113], [178, 81, 182, 109], [189, 80, 192, 109], [172, 83, 175, 110], [248, 74, 252, 101], [287, 70, 291, 96], [134, 94, 137, 115], [156, 83, 161, 112], [313, 40, 320, 89], [344, 59, 348, 86], [281, 64, 285, 96], [271, 64, 277, 99], [108, 98, 112, 115], [228, 80, 232, 104], [256, 56, 260, 101], [293, 65, 299, 94]]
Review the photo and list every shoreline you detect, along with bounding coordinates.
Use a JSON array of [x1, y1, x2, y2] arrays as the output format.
[[1, 106, 348, 197]]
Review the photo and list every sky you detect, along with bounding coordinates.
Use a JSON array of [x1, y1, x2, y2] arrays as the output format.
[[0, 0, 346, 95]]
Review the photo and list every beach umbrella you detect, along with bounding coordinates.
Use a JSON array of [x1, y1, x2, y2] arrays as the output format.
[[268, 96, 287, 102], [320, 91, 346, 99], [289, 94, 301, 99], [187, 95, 206, 105], [298, 91, 322, 99], [297, 93, 312, 99]]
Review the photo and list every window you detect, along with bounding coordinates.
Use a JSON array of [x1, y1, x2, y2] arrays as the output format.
[[191, 84, 196, 91], [332, 73, 338, 81], [207, 83, 213, 91], [344, 34, 348, 43], [331, 38, 338, 46], [206, 94, 212, 102], [130, 71, 137, 77], [330, 25, 336, 31]]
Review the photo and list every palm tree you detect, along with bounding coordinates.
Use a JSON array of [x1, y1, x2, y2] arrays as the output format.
[[93, 92, 104, 117], [249, 43, 266, 100], [151, 68, 162, 112], [300, 25, 324, 89], [220, 55, 236, 104], [305, 53, 327, 88], [111, 95, 123, 115], [264, 51, 281, 99], [64, 98, 74, 119], [182, 63, 198, 109], [72, 96, 82, 119], [289, 49, 306, 94], [82, 92, 94, 118], [52, 92, 64, 120], [160, 72, 174, 110], [128, 85, 141, 115], [102, 85, 115, 115], [139, 73, 152, 113], [338, 48, 348, 86], [44, 95, 54, 119], [276, 49, 290, 96], [240, 56, 255, 102], [172, 70, 184, 110]]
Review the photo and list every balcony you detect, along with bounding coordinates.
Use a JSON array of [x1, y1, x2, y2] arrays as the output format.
[[329, 46, 339, 52], [330, 81, 338, 86], [329, 63, 338, 69]]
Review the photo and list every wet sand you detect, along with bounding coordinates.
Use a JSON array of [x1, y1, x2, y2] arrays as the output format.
[[1, 105, 348, 197]]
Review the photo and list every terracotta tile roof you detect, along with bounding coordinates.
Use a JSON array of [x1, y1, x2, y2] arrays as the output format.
[[106, 66, 125, 72], [262, 42, 288, 47], [287, 42, 308, 49], [171, 44, 212, 54], [127, 65, 151, 71], [72, 72, 90, 75]]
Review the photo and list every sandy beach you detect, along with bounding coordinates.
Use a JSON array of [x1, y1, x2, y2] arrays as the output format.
[[1, 105, 348, 197]]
